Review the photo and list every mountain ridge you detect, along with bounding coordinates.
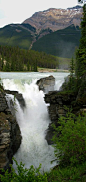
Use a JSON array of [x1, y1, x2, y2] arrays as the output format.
[[23, 5, 83, 33]]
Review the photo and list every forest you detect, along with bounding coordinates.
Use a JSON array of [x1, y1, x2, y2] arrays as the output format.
[[0, 45, 58, 72]]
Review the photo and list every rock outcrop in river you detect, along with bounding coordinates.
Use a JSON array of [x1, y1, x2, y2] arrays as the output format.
[[36, 75, 55, 93]]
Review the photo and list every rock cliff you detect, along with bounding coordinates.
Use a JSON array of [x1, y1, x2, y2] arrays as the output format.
[[44, 91, 77, 144], [44, 75, 86, 145], [0, 90, 22, 174]]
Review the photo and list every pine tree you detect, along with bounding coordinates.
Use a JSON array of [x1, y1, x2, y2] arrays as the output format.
[[76, 4, 86, 78], [27, 61, 30, 71], [69, 57, 75, 76], [33, 60, 38, 72]]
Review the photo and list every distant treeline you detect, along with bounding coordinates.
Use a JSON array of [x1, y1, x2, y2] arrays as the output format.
[[0, 45, 58, 72]]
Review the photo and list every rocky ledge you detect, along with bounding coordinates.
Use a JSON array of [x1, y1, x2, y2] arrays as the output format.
[[0, 90, 22, 174]]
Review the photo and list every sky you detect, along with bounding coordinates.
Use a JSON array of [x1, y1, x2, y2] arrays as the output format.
[[0, 0, 80, 28]]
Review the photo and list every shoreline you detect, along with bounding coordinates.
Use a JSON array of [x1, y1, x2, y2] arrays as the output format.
[[38, 68, 69, 73]]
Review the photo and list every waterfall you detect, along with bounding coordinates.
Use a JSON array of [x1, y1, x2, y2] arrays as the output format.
[[1, 72, 69, 172], [3, 79, 57, 172]]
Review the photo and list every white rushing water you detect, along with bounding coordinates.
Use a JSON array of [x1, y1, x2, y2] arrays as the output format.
[[0, 72, 69, 172]]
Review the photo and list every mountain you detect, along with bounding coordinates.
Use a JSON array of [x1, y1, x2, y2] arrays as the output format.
[[23, 5, 82, 33], [0, 6, 82, 58], [32, 24, 81, 58], [0, 24, 35, 49]]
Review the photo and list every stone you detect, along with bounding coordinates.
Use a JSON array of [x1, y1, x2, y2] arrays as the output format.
[[36, 75, 55, 93]]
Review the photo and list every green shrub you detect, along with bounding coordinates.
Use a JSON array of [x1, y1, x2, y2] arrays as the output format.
[[48, 161, 86, 182], [61, 75, 81, 94], [52, 111, 86, 167], [0, 159, 48, 182]]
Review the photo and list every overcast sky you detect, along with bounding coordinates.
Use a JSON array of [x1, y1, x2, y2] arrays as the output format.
[[0, 0, 80, 28]]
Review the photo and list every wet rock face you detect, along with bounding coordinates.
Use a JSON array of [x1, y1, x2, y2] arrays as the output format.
[[5, 90, 26, 109], [0, 91, 22, 173], [0, 92, 7, 112], [36, 75, 55, 93]]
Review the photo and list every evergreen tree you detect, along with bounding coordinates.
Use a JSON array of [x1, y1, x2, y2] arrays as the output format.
[[76, 4, 86, 78], [5, 61, 11, 72], [33, 60, 38, 72], [11, 54, 16, 71], [27, 61, 30, 71], [69, 57, 75, 76]]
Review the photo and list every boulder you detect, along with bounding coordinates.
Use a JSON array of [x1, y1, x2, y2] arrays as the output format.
[[36, 75, 55, 93]]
